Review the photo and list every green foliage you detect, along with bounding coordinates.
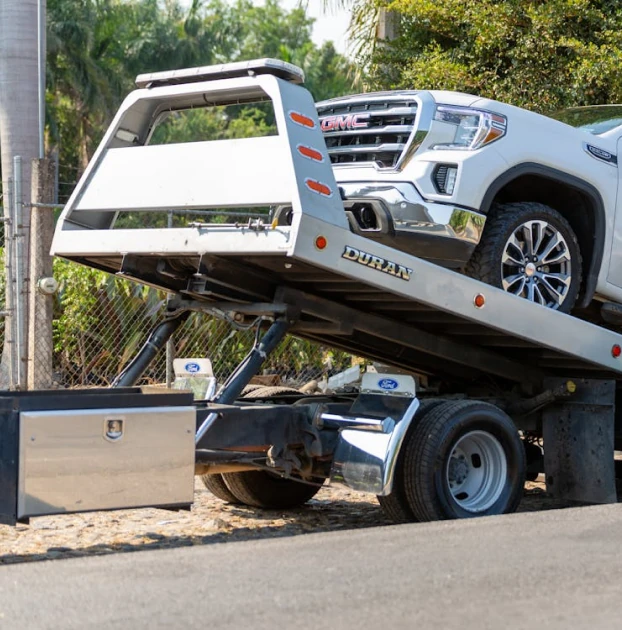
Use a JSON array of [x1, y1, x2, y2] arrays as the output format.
[[367, 0, 622, 113], [52, 259, 164, 384], [46, 0, 358, 180], [149, 105, 275, 146]]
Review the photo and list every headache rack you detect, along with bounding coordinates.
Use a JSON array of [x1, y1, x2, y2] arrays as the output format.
[[51, 59, 622, 391]]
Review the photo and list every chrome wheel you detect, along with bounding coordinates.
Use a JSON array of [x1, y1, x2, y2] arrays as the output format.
[[501, 220, 572, 309], [446, 430, 507, 513]]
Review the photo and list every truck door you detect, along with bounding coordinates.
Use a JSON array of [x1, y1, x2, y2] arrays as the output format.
[[605, 137, 622, 287]]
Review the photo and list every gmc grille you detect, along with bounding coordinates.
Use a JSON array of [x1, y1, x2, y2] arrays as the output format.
[[317, 95, 418, 169]]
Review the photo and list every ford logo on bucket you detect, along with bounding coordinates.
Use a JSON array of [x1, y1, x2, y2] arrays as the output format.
[[378, 378, 399, 391], [184, 362, 201, 374]]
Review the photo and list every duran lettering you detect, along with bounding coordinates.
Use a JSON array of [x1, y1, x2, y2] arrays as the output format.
[[341, 246, 412, 281]]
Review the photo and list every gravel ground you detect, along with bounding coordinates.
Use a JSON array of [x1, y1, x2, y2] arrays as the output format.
[[0, 477, 570, 565]]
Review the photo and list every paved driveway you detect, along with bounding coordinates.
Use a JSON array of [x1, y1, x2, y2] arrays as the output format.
[[1, 504, 621, 629]]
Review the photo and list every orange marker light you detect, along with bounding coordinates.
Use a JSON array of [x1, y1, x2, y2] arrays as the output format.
[[306, 178, 332, 197], [297, 145, 324, 162], [315, 235, 328, 250], [474, 294, 486, 308], [289, 111, 316, 129], [612, 344, 621, 358]]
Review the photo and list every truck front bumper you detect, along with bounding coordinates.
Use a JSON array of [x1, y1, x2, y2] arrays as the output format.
[[339, 182, 486, 268]]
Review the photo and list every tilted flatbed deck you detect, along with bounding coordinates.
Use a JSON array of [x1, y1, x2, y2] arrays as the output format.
[[53, 209, 622, 390]]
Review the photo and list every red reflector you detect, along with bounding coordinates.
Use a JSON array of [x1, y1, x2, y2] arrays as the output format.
[[305, 178, 332, 197], [289, 111, 315, 129], [474, 294, 486, 308], [315, 235, 327, 250], [297, 145, 324, 162], [613, 344, 621, 358]]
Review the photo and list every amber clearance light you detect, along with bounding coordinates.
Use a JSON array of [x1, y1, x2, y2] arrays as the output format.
[[289, 111, 316, 129], [315, 235, 327, 250], [297, 145, 324, 162], [305, 178, 332, 197]]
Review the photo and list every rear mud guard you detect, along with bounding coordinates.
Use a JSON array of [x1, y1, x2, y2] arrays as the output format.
[[543, 378, 617, 504]]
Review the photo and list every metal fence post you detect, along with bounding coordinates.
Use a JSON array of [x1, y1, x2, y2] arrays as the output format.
[[166, 209, 174, 388], [12, 157, 26, 389], [27, 159, 56, 390], [4, 179, 16, 389]]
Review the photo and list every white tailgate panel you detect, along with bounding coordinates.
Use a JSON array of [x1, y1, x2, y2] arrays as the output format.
[[76, 136, 294, 211]]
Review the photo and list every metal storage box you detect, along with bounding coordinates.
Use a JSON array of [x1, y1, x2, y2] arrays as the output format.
[[0, 389, 196, 524]]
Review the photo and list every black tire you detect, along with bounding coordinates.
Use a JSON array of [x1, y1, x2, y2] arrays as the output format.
[[242, 386, 302, 399], [200, 473, 241, 504], [377, 398, 445, 523], [221, 471, 322, 509], [241, 383, 266, 396], [403, 400, 526, 521], [466, 201, 582, 313]]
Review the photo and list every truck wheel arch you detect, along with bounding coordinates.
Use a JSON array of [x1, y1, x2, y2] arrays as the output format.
[[480, 163, 606, 308]]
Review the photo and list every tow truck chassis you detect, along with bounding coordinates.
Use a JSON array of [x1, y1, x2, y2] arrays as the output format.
[[2, 59, 620, 526]]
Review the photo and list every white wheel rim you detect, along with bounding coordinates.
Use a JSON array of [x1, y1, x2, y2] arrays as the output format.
[[501, 220, 572, 309], [446, 430, 507, 513]]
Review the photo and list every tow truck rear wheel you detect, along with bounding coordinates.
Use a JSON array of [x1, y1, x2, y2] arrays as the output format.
[[377, 398, 444, 523], [201, 473, 241, 504], [466, 201, 582, 313], [221, 470, 322, 509], [403, 400, 525, 521]]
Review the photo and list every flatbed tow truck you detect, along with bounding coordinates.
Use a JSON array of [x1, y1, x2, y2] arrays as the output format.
[[3, 59, 622, 526]]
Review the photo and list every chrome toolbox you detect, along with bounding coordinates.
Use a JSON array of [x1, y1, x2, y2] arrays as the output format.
[[0, 388, 196, 524]]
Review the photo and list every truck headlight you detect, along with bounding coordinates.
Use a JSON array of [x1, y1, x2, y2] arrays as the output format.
[[432, 105, 507, 151]]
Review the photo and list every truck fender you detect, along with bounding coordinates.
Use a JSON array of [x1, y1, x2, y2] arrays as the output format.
[[479, 162, 606, 308]]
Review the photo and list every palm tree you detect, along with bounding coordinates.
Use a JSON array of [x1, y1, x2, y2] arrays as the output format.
[[47, 0, 131, 169], [0, 0, 42, 388], [320, 0, 394, 60], [0, 0, 41, 204]]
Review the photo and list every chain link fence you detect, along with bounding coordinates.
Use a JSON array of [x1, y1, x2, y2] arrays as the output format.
[[51, 264, 356, 389]]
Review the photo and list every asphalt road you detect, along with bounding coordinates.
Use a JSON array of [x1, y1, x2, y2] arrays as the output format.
[[2, 504, 622, 629]]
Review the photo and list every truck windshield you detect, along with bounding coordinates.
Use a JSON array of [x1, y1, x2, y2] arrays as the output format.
[[549, 106, 622, 135]]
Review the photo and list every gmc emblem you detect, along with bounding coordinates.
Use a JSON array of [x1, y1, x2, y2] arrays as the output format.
[[320, 113, 371, 132]]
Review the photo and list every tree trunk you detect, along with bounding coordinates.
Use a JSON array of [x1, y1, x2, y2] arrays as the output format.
[[0, 0, 44, 388]]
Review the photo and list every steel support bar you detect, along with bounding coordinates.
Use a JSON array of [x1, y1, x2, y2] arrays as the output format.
[[216, 317, 291, 406], [111, 310, 190, 387], [319, 413, 391, 432], [278, 287, 544, 387], [195, 317, 291, 444], [194, 402, 311, 451], [168, 299, 290, 319]]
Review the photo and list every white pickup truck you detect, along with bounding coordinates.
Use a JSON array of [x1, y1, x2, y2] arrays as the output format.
[[316, 92, 622, 316]]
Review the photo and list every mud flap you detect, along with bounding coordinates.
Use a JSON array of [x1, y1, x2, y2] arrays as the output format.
[[543, 378, 616, 504]]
